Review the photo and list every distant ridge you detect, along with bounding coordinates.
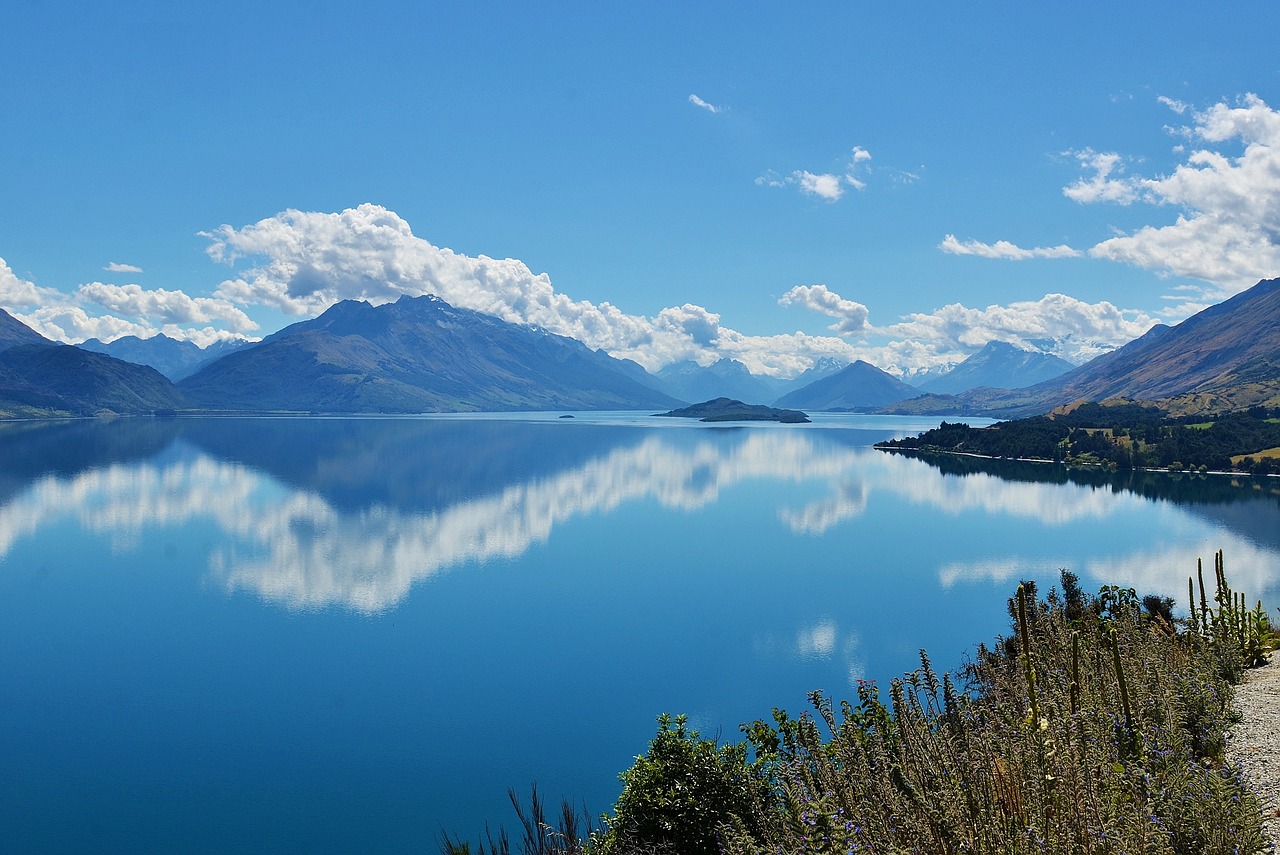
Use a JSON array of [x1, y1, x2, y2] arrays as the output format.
[[79, 333, 252, 381], [881, 278, 1280, 417], [775, 360, 919, 411], [656, 358, 783, 404], [179, 294, 683, 413], [919, 341, 1074, 394]]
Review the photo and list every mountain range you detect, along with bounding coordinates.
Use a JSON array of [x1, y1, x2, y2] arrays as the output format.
[[2, 277, 1279, 418], [655, 358, 784, 404], [917, 341, 1074, 395], [881, 278, 1280, 417], [775, 360, 920, 410], [177, 294, 683, 412], [78, 334, 251, 381], [0, 343, 186, 416]]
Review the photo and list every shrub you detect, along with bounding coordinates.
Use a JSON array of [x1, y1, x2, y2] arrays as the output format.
[[595, 714, 775, 855]]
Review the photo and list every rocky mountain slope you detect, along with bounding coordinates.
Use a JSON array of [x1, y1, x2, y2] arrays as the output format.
[[179, 294, 683, 412], [775, 360, 920, 411]]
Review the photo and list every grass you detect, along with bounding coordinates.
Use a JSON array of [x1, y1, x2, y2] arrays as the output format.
[[1233, 446, 1280, 464], [445, 552, 1274, 854]]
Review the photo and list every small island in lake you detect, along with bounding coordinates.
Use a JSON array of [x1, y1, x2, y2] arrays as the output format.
[[655, 397, 811, 423]]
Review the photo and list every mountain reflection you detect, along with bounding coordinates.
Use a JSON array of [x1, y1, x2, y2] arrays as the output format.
[[0, 419, 871, 611], [209, 427, 866, 610], [895, 452, 1280, 602]]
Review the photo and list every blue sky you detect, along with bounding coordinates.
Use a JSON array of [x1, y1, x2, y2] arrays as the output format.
[[3, 1, 1279, 377]]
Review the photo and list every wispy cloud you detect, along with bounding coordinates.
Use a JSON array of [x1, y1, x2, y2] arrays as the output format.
[[757, 147, 873, 201], [104, 261, 143, 273], [939, 234, 1082, 260], [688, 93, 722, 114]]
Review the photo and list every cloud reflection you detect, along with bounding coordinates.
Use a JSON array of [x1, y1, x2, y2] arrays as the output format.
[[3, 423, 1279, 615], [0, 431, 865, 612], [780, 480, 869, 535]]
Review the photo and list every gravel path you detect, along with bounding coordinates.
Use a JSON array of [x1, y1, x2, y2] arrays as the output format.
[[1230, 654, 1280, 851]]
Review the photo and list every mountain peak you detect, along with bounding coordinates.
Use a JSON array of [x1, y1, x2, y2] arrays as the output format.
[[775, 359, 919, 411], [179, 293, 681, 413]]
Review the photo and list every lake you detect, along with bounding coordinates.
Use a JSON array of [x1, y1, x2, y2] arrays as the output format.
[[3, 413, 1279, 852]]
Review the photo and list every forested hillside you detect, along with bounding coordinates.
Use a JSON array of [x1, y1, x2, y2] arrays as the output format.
[[877, 402, 1280, 474]]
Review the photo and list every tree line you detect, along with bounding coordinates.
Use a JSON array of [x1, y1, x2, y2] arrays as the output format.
[[876, 403, 1280, 474]]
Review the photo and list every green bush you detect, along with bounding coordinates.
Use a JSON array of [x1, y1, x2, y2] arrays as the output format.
[[596, 714, 775, 855]]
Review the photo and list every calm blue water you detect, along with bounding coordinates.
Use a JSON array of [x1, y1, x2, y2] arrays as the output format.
[[2, 414, 1279, 852]]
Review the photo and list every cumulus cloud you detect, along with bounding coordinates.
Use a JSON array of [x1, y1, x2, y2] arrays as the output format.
[[879, 293, 1158, 365], [756, 147, 873, 201], [201, 203, 868, 376], [77, 282, 257, 333], [104, 262, 143, 273], [778, 284, 870, 336], [796, 170, 847, 200], [955, 94, 1280, 294], [1062, 149, 1139, 204], [940, 234, 1083, 260], [1, 255, 254, 346], [1, 257, 64, 308], [688, 93, 722, 114], [771, 285, 1153, 372], [1085, 93, 1280, 289]]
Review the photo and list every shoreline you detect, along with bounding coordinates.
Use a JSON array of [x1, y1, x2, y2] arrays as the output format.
[[877, 444, 1280, 479]]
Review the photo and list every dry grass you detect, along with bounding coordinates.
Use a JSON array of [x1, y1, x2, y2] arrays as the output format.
[[1233, 446, 1280, 464]]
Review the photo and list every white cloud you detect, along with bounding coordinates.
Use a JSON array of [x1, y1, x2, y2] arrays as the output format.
[[3, 254, 257, 346], [778, 284, 870, 336], [939, 234, 1083, 260], [796, 170, 846, 200], [15, 304, 161, 344], [0, 257, 64, 308], [757, 147, 874, 201], [77, 282, 258, 333], [960, 94, 1280, 294], [879, 293, 1158, 365], [780, 480, 868, 534], [688, 93, 722, 114], [201, 203, 870, 376], [1062, 149, 1139, 204], [7, 200, 1164, 379], [104, 262, 144, 273]]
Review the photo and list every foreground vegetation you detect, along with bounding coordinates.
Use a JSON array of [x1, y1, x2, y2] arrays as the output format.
[[444, 552, 1274, 854], [876, 402, 1280, 474]]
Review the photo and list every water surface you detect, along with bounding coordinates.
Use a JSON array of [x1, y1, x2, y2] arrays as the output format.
[[2, 414, 1278, 852]]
